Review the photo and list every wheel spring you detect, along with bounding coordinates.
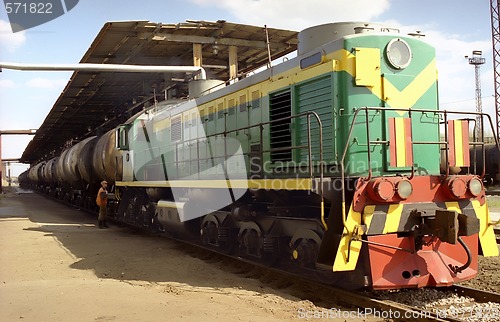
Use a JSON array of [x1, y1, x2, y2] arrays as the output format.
[[263, 236, 279, 253]]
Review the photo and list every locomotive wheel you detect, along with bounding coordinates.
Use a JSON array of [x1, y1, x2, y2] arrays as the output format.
[[125, 203, 139, 224], [141, 203, 159, 234], [75, 194, 83, 208], [201, 221, 219, 246], [201, 215, 221, 247], [240, 229, 261, 257], [201, 214, 237, 254], [291, 239, 319, 268], [150, 213, 162, 234], [238, 222, 264, 258], [290, 229, 322, 268]]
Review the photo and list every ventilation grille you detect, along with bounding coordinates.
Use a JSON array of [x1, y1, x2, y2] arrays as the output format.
[[171, 115, 182, 142], [269, 91, 292, 162]]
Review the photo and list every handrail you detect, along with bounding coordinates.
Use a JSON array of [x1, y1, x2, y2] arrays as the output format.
[[142, 110, 325, 226], [170, 111, 324, 173], [339, 106, 499, 234], [179, 111, 328, 229]]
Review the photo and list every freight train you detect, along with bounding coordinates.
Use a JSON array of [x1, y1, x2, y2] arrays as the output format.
[[19, 22, 499, 290], [469, 144, 500, 185]]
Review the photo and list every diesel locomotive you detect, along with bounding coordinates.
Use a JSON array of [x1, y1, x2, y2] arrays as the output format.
[[19, 22, 499, 290]]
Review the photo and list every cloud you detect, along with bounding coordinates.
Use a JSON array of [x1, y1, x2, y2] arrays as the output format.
[[189, 0, 391, 30], [0, 79, 16, 88], [26, 78, 67, 89], [420, 30, 492, 115], [377, 20, 496, 132], [0, 19, 26, 53]]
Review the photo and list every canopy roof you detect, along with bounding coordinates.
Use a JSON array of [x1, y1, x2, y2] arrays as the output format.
[[21, 20, 298, 163]]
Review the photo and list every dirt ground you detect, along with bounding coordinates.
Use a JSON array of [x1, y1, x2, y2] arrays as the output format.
[[459, 244, 500, 293], [0, 187, 382, 322]]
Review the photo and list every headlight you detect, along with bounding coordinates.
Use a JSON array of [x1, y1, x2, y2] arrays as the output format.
[[396, 179, 413, 199], [386, 38, 412, 69], [445, 177, 467, 198], [369, 178, 395, 201], [468, 177, 483, 196]]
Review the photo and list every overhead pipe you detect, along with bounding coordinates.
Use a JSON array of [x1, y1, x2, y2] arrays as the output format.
[[0, 62, 206, 79]]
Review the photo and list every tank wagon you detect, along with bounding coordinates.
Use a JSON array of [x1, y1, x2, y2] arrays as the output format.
[[20, 22, 499, 290], [468, 144, 500, 185]]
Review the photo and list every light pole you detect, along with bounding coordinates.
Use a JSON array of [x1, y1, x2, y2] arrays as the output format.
[[466, 50, 486, 139]]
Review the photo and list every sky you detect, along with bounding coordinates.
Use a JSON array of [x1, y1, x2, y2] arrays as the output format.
[[0, 0, 495, 176]]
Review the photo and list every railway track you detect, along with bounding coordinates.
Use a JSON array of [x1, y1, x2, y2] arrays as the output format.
[[486, 184, 500, 196], [487, 190, 500, 196], [195, 247, 500, 322], [371, 285, 500, 322], [68, 204, 494, 322], [117, 220, 500, 322], [174, 240, 500, 322]]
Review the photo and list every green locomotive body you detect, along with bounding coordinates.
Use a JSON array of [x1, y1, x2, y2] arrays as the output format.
[[119, 26, 441, 184]]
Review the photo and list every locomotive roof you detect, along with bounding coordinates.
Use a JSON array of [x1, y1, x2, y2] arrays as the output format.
[[21, 20, 298, 163]]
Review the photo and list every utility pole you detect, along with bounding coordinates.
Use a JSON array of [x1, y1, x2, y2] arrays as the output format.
[[466, 50, 486, 139], [7, 161, 11, 187]]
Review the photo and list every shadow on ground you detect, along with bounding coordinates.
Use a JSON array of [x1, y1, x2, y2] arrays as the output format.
[[1, 187, 326, 305]]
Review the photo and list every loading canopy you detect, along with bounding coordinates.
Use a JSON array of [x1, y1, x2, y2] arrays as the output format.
[[19, 20, 298, 164]]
